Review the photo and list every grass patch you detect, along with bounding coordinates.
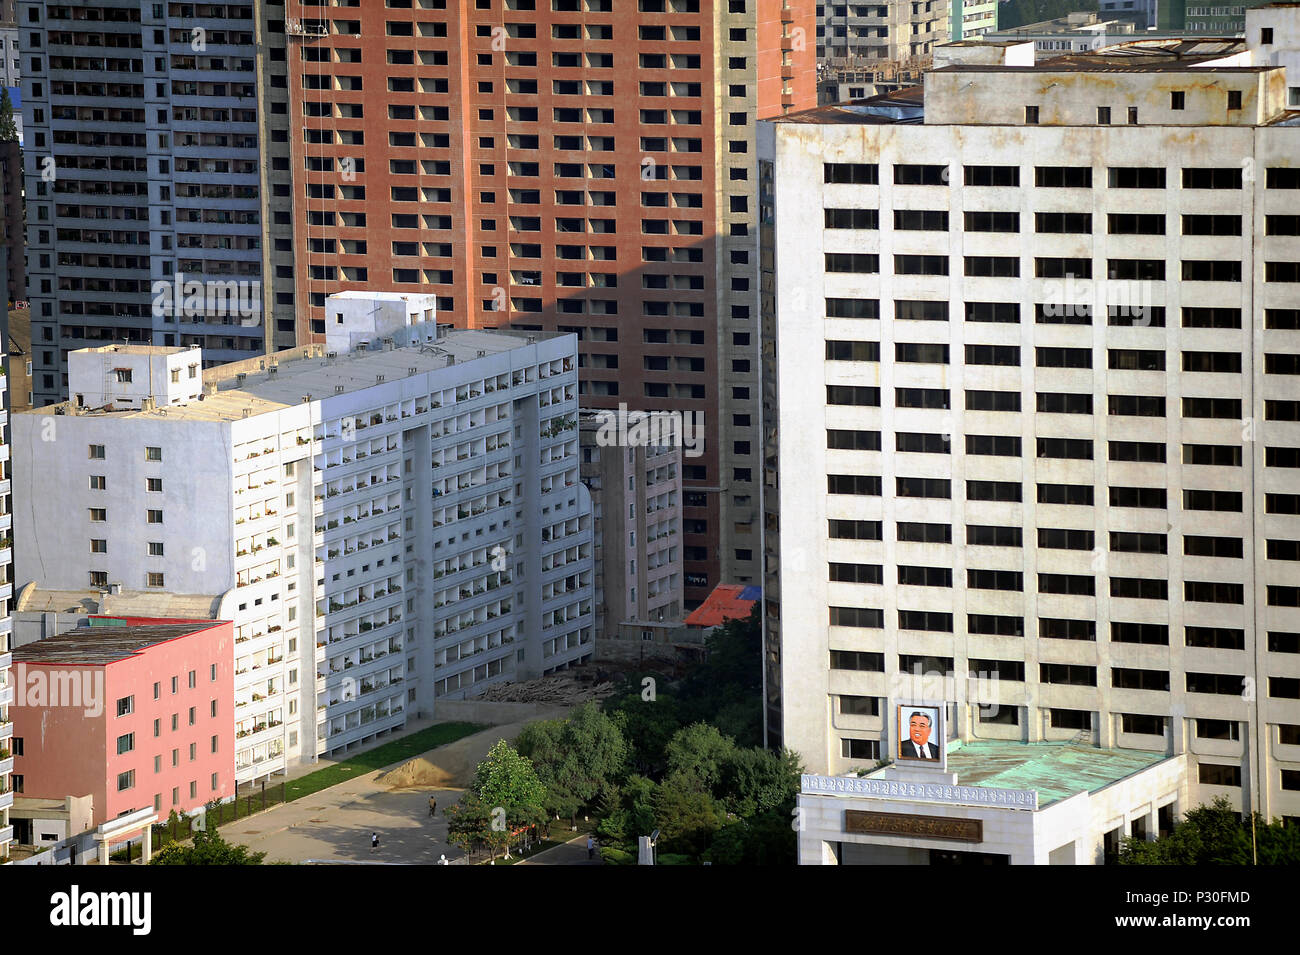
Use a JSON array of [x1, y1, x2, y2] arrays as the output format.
[[283, 721, 485, 801]]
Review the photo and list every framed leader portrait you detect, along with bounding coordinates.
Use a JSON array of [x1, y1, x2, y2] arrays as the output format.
[[897, 704, 945, 768]]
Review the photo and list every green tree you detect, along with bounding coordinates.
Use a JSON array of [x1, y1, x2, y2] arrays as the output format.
[[0, 88, 16, 143], [1119, 796, 1300, 865], [462, 738, 548, 859], [679, 604, 763, 746], [150, 828, 265, 865], [664, 723, 736, 793], [604, 684, 683, 776], [517, 703, 627, 823], [716, 746, 802, 818], [652, 776, 723, 857]]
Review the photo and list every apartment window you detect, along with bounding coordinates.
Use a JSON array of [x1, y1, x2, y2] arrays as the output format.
[[1109, 441, 1164, 463], [898, 565, 953, 588], [90, 475, 107, 490], [896, 477, 951, 499], [824, 208, 879, 230], [1110, 486, 1166, 509], [897, 610, 953, 633], [966, 390, 1020, 412], [1197, 763, 1241, 787], [1196, 719, 1240, 741], [839, 696, 880, 716], [1039, 528, 1095, 551], [1040, 664, 1096, 687], [1183, 260, 1242, 282], [1037, 484, 1094, 507], [830, 607, 884, 628], [826, 341, 880, 362], [1112, 622, 1169, 645], [1108, 394, 1165, 418], [116, 696, 134, 717], [899, 522, 952, 544], [1183, 307, 1241, 329], [116, 733, 135, 755], [1108, 349, 1163, 371], [829, 520, 883, 541], [1185, 581, 1244, 604], [1036, 166, 1091, 188], [1109, 167, 1166, 189], [830, 562, 884, 584], [89, 444, 106, 459], [148, 510, 164, 524], [1113, 668, 1170, 691], [1096, 106, 1111, 125], [148, 572, 165, 588], [826, 298, 880, 319], [1185, 536, 1244, 559], [965, 165, 1019, 187], [895, 300, 949, 322], [966, 525, 1022, 548], [89, 508, 107, 522], [826, 430, 881, 450], [1037, 392, 1092, 415], [1187, 626, 1246, 651], [91, 539, 107, 554], [1040, 618, 1096, 641], [1227, 90, 1242, 110], [826, 385, 880, 407], [1024, 105, 1039, 124], [1038, 212, 1092, 234], [1186, 671, 1247, 695], [966, 434, 1021, 457], [894, 164, 948, 185], [146, 447, 163, 462], [968, 614, 1024, 637], [1037, 437, 1093, 460], [1050, 709, 1092, 730], [894, 209, 948, 231], [1110, 576, 1168, 600], [965, 302, 1019, 324], [828, 474, 882, 496], [968, 480, 1021, 502], [117, 771, 136, 792], [824, 163, 878, 184], [1121, 714, 1168, 735], [967, 569, 1023, 592], [1037, 347, 1091, 368], [1039, 573, 1095, 596], [830, 650, 885, 671], [1171, 91, 1185, 110]]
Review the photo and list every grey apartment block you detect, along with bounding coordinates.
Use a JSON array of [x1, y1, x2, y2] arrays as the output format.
[[18, 0, 293, 408]]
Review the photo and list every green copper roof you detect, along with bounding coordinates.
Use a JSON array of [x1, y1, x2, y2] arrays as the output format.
[[941, 741, 1170, 807]]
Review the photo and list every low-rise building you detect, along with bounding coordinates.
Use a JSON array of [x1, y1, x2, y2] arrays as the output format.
[[9, 621, 235, 827]]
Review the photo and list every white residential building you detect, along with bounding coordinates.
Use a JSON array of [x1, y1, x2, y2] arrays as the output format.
[[760, 10, 1300, 830], [13, 293, 593, 785]]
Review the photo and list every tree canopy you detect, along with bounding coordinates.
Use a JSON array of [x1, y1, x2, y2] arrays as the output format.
[[150, 828, 266, 865], [1119, 796, 1300, 864]]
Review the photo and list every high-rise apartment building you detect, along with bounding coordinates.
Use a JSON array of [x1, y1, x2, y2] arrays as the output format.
[[579, 409, 685, 642], [817, 0, 953, 60], [18, 0, 296, 408], [282, 0, 816, 608], [761, 18, 1300, 822], [13, 292, 593, 784]]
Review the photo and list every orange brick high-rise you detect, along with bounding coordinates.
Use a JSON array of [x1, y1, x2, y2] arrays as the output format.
[[284, 0, 816, 608]]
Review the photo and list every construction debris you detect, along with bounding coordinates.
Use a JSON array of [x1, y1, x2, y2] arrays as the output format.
[[475, 670, 616, 706]]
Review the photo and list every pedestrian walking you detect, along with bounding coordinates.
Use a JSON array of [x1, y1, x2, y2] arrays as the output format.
[[429, 795, 438, 817], [587, 835, 595, 860], [371, 831, 380, 853]]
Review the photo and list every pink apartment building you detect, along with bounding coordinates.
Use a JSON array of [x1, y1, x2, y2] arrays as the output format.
[[9, 621, 235, 828]]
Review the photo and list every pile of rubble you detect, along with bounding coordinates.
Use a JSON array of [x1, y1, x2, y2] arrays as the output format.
[[476, 670, 616, 706]]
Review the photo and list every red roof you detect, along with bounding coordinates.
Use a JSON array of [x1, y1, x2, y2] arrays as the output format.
[[684, 584, 760, 629]]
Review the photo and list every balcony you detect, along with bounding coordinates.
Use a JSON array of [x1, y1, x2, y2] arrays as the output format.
[[0, 790, 12, 812], [0, 756, 12, 775]]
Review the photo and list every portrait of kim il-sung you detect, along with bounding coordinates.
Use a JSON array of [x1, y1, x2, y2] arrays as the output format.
[[897, 705, 943, 763]]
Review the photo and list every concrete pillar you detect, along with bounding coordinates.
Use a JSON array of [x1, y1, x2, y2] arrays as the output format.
[[97, 840, 109, 867], [141, 827, 152, 864]]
